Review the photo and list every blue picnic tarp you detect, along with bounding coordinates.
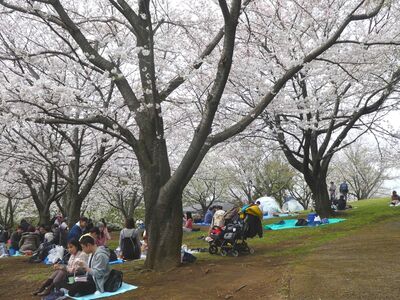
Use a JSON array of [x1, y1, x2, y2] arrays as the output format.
[[69, 283, 137, 300], [264, 218, 346, 230]]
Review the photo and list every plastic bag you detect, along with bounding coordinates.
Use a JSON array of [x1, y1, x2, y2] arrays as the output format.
[[47, 245, 64, 263]]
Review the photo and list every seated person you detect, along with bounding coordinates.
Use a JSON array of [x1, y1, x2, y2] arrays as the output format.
[[390, 191, 400, 206], [19, 226, 40, 253], [67, 216, 88, 242], [204, 206, 214, 224], [67, 236, 110, 297], [96, 222, 111, 246], [141, 230, 148, 255], [0, 225, 9, 257], [32, 239, 88, 296], [53, 222, 68, 248], [44, 225, 55, 244], [208, 206, 225, 236], [183, 212, 194, 232], [38, 225, 47, 243], [10, 225, 23, 252], [119, 218, 141, 260]]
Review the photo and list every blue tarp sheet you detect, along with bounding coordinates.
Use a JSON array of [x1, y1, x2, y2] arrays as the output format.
[[264, 218, 346, 230], [69, 283, 137, 300]]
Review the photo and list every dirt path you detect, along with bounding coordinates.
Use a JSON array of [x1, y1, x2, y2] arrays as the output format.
[[2, 221, 400, 299], [288, 221, 400, 300]]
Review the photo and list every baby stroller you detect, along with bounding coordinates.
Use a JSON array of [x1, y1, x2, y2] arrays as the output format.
[[208, 204, 263, 257]]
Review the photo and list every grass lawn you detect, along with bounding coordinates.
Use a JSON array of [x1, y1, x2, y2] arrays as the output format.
[[1, 197, 399, 299]]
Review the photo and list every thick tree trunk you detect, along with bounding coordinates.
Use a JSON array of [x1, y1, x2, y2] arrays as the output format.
[[145, 192, 183, 270], [38, 208, 51, 226], [66, 200, 81, 228], [312, 183, 332, 217], [306, 174, 332, 217]]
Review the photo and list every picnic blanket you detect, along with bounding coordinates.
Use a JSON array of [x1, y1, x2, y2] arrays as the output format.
[[108, 258, 124, 265], [193, 222, 211, 226], [69, 282, 137, 300], [264, 218, 345, 230]]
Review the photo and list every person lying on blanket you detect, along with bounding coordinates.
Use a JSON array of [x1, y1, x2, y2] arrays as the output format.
[[67, 235, 111, 297], [32, 239, 88, 297]]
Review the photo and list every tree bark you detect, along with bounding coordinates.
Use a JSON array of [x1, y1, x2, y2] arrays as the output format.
[[38, 207, 51, 226], [305, 172, 332, 217]]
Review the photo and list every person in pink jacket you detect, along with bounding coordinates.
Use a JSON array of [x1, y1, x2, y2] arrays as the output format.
[[32, 239, 88, 296]]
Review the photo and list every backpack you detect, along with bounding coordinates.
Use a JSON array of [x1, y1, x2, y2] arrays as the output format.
[[339, 182, 348, 193], [109, 248, 118, 262], [121, 230, 140, 260], [182, 251, 197, 263], [104, 269, 123, 292], [295, 219, 308, 226]]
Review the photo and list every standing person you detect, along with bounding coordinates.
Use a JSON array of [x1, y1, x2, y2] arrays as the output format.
[[119, 218, 141, 260], [339, 181, 349, 202], [32, 239, 88, 296], [67, 217, 88, 242], [329, 182, 337, 203], [204, 206, 214, 224], [67, 236, 110, 297], [256, 201, 264, 215]]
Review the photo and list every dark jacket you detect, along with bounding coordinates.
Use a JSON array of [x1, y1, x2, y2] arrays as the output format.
[[244, 214, 263, 238], [67, 224, 84, 242], [19, 232, 40, 251], [53, 227, 68, 247], [0, 229, 9, 243], [10, 231, 22, 249]]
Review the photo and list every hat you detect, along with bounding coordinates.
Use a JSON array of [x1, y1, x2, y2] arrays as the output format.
[[96, 222, 105, 228]]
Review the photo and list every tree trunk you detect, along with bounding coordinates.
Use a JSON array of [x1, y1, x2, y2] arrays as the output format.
[[306, 174, 332, 217], [38, 208, 51, 226], [145, 192, 183, 270], [66, 199, 81, 228]]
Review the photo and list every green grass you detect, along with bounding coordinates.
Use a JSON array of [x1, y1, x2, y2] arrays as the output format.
[[182, 198, 398, 261]]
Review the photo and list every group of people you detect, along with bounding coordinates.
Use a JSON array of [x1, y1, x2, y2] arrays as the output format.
[[0, 219, 68, 257], [329, 181, 349, 210], [0, 214, 146, 297]]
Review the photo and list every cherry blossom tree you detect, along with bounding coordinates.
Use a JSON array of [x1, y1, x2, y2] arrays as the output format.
[[0, 0, 395, 269]]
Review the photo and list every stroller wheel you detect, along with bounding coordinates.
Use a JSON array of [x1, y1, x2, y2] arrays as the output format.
[[231, 249, 239, 257], [220, 249, 228, 256], [209, 245, 218, 255], [249, 248, 255, 254]]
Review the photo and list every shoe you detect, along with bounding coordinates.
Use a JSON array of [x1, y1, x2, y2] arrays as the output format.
[[37, 285, 53, 297], [32, 279, 52, 296]]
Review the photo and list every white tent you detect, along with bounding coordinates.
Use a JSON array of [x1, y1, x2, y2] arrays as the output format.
[[255, 196, 282, 215], [282, 199, 304, 212]]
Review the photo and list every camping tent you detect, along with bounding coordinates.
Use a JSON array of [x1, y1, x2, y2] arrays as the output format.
[[255, 196, 282, 215], [282, 199, 304, 212]]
